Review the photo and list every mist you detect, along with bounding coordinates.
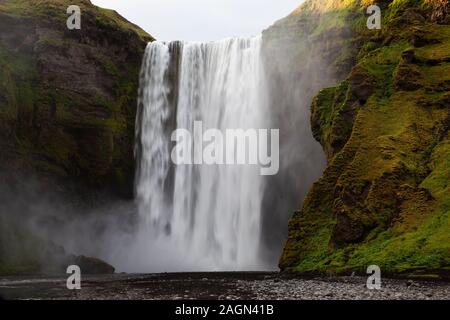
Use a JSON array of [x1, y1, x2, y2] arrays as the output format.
[[0, 7, 336, 275], [117, 19, 331, 271]]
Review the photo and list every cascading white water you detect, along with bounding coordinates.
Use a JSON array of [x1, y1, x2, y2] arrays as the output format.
[[135, 37, 270, 271]]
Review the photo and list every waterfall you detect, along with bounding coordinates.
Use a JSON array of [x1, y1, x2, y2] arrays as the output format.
[[135, 37, 270, 271]]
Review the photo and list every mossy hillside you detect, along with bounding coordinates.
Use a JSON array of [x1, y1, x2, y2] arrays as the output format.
[[0, 0, 153, 43], [0, 43, 37, 129], [263, 0, 363, 82], [0, 0, 154, 197], [288, 0, 357, 33], [0, 0, 155, 275], [280, 0, 450, 278]]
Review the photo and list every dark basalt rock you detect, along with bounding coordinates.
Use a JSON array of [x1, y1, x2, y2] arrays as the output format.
[[69, 255, 115, 274], [348, 66, 375, 104], [33, 238, 116, 275], [393, 63, 423, 91], [401, 48, 416, 64], [331, 212, 367, 246]]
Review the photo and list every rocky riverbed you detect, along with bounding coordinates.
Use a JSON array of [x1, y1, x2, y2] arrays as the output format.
[[0, 273, 449, 300]]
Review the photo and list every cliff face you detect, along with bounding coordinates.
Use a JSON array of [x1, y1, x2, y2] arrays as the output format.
[[0, 0, 153, 274], [259, 0, 358, 264], [0, 0, 153, 199], [1, 0, 448, 277], [279, 0, 450, 278]]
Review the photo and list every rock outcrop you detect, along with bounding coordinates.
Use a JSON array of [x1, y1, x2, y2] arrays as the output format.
[[0, 0, 154, 199], [0, 0, 153, 275], [279, 0, 450, 279], [69, 255, 115, 274], [259, 0, 357, 264]]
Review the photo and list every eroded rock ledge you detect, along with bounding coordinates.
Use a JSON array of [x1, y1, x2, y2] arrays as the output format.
[[279, 0, 450, 279]]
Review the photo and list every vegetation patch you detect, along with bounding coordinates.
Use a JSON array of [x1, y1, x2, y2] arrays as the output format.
[[281, 0, 450, 278]]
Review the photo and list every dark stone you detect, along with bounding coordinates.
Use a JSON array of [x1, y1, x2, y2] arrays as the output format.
[[406, 280, 418, 288], [69, 255, 115, 274], [331, 212, 367, 246], [401, 49, 416, 64], [349, 67, 375, 104], [394, 63, 423, 91]]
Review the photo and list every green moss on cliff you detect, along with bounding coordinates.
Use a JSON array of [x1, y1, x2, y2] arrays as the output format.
[[0, 0, 153, 274], [281, 0, 450, 278], [0, 0, 154, 274], [0, 0, 153, 194], [95, 7, 153, 43]]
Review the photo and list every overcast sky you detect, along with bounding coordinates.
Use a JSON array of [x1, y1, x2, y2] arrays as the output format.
[[91, 0, 304, 41]]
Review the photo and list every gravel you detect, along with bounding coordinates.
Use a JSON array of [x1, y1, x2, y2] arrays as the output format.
[[0, 272, 448, 300]]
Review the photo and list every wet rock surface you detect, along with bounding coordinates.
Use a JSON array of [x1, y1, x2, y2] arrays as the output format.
[[0, 273, 449, 300]]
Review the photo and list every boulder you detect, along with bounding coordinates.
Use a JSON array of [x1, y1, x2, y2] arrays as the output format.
[[68, 255, 115, 274]]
